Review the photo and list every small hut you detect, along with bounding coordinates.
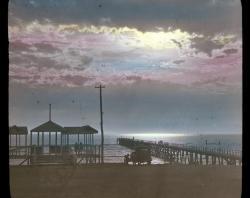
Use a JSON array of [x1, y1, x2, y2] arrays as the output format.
[[30, 120, 65, 154], [9, 125, 28, 147]]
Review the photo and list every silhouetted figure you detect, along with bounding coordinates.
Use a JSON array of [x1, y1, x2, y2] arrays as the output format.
[[74, 142, 78, 154], [124, 154, 129, 165], [79, 142, 83, 154]]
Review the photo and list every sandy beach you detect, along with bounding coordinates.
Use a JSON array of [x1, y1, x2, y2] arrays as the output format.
[[10, 164, 241, 198]]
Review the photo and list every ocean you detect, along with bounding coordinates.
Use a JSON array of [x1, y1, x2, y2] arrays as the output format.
[[9, 133, 242, 164]]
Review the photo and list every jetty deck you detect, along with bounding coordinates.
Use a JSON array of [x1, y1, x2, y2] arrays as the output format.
[[118, 138, 242, 166]]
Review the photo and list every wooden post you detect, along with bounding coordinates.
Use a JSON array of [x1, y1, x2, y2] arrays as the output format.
[[25, 134, 27, 155], [42, 133, 44, 147], [94, 146, 97, 163], [49, 132, 51, 147], [10, 135, 11, 147], [78, 133, 79, 145], [55, 132, 58, 146], [16, 134, 17, 147], [98, 145, 101, 163], [37, 132, 40, 146], [60, 132, 62, 153], [25, 134, 27, 147], [30, 132, 32, 146]]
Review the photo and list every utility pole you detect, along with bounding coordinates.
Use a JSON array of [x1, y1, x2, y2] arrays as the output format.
[[95, 84, 105, 164]]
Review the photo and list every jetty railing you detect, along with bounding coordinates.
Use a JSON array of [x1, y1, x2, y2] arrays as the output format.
[[118, 138, 242, 166], [9, 144, 101, 166]]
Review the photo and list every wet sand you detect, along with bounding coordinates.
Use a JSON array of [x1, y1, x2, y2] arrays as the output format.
[[10, 164, 241, 198]]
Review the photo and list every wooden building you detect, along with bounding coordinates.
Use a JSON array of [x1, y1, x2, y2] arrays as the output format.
[[9, 126, 28, 147]]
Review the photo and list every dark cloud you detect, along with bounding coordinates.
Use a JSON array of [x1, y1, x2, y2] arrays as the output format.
[[60, 74, 93, 86], [80, 56, 93, 65], [33, 42, 61, 53], [223, 48, 238, 55], [191, 37, 224, 56], [10, 75, 30, 80], [10, 40, 32, 52], [215, 55, 225, 59], [173, 60, 185, 64], [171, 39, 182, 48], [9, 0, 241, 35], [126, 75, 142, 82]]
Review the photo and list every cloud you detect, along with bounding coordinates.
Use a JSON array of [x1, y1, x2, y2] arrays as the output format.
[[190, 36, 224, 57], [223, 48, 238, 55], [9, 0, 241, 35], [8, 20, 242, 92], [173, 60, 185, 65]]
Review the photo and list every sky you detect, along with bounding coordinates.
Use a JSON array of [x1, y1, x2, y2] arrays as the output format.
[[8, 0, 242, 135]]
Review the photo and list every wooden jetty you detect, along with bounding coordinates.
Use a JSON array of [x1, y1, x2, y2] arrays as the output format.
[[118, 138, 242, 166]]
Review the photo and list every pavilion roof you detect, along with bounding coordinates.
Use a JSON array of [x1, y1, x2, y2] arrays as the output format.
[[63, 125, 98, 134], [31, 120, 64, 132], [9, 126, 28, 135]]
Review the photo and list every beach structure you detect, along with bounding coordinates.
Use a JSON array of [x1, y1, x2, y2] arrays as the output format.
[[9, 125, 28, 147], [63, 125, 98, 146], [29, 121, 100, 164], [9, 103, 101, 165], [30, 120, 65, 154], [9, 126, 29, 160], [63, 125, 100, 164], [118, 138, 242, 166]]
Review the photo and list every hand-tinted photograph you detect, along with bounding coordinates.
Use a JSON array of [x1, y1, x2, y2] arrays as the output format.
[[9, 0, 242, 198]]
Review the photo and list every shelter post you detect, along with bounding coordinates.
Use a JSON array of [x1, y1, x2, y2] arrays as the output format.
[[37, 132, 40, 146]]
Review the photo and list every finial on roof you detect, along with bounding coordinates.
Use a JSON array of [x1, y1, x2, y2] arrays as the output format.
[[49, 104, 51, 121]]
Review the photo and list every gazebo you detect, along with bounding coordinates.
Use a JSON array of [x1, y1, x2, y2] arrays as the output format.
[[9, 125, 28, 147], [63, 125, 98, 146], [30, 120, 65, 154]]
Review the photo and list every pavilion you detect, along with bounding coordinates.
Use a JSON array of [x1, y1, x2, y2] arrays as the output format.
[[9, 125, 28, 147], [63, 125, 98, 146], [30, 120, 65, 154]]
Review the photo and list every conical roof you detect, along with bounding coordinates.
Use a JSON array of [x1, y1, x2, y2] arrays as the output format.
[[31, 120, 64, 132]]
